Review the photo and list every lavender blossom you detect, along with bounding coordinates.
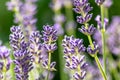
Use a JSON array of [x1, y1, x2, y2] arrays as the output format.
[[62, 36, 87, 80], [29, 31, 43, 64], [10, 26, 33, 80], [42, 25, 58, 71], [42, 25, 57, 52], [87, 42, 99, 55], [73, 0, 96, 35], [78, 24, 96, 35], [0, 46, 11, 79]]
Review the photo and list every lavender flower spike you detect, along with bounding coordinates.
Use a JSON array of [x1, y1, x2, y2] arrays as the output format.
[[73, 0, 93, 24], [42, 25, 58, 52], [0, 46, 11, 79], [73, 0, 96, 36], [107, 16, 120, 55], [42, 25, 58, 71], [62, 36, 87, 80], [29, 31, 43, 64], [10, 26, 33, 80]]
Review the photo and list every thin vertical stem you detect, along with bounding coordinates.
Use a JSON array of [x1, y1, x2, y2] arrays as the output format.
[[46, 52, 51, 80], [95, 55, 107, 80], [100, 5, 107, 74]]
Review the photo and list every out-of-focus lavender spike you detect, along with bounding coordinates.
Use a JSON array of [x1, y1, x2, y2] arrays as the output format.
[[50, 0, 63, 11], [103, 0, 113, 8], [62, 35, 87, 79], [6, 0, 38, 37], [0, 46, 11, 79], [51, 0, 65, 36], [95, 15, 108, 30], [93, 30, 102, 54], [9, 26, 33, 80], [107, 16, 120, 55]]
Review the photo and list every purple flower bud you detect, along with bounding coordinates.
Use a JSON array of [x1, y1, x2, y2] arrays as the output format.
[[95, 15, 108, 29], [83, 3, 93, 13], [62, 36, 85, 55], [79, 24, 96, 35], [0, 46, 10, 59], [87, 42, 99, 54], [95, 0, 105, 5], [103, 0, 113, 8], [42, 25, 58, 44], [44, 43, 57, 52]]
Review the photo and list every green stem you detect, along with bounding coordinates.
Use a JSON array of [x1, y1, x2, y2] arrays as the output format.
[[101, 30, 106, 74], [95, 55, 107, 80], [100, 5, 107, 74], [87, 35, 94, 49], [46, 52, 51, 80], [65, 2, 76, 36], [58, 36, 68, 80]]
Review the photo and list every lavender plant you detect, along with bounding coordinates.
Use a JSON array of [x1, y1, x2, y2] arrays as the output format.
[[72, 0, 107, 79], [0, 0, 120, 80], [62, 35, 87, 80], [10, 26, 33, 80], [42, 25, 58, 80]]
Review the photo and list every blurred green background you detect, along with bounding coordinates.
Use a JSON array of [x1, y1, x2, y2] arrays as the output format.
[[0, 0, 120, 80]]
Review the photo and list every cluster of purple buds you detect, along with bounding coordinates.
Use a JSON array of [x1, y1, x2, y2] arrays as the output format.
[[9, 26, 33, 80], [73, 0, 93, 24], [42, 25, 58, 71], [95, 15, 108, 30], [62, 36, 87, 80], [73, 0, 96, 36], [29, 31, 43, 64], [79, 24, 96, 35], [0, 46, 11, 79], [87, 42, 99, 55], [42, 25, 58, 52]]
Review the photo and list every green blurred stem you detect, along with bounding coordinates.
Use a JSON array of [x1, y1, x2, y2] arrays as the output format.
[[58, 36, 68, 80], [65, 3, 76, 36], [46, 52, 51, 80], [94, 55, 107, 80], [100, 5, 107, 74]]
